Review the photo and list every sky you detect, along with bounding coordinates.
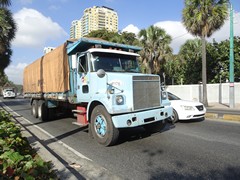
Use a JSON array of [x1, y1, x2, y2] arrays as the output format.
[[5, 0, 240, 84]]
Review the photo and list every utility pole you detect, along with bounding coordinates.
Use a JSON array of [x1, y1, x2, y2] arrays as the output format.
[[229, 4, 235, 108]]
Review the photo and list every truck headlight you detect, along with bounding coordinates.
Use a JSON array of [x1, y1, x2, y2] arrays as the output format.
[[162, 91, 167, 100], [116, 95, 124, 105]]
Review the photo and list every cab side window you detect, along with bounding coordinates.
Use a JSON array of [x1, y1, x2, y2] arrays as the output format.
[[79, 55, 88, 73]]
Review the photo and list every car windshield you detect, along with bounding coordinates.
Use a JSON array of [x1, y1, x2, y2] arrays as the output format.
[[168, 92, 181, 100], [4, 89, 13, 92], [92, 52, 140, 73]]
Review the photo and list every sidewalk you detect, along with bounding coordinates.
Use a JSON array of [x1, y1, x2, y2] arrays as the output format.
[[205, 102, 240, 122]]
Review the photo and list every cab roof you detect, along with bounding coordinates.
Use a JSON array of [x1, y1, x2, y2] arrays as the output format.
[[67, 37, 142, 55]]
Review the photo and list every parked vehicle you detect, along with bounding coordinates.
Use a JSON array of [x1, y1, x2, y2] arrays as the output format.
[[2, 88, 16, 99], [23, 37, 172, 146], [167, 92, 206, 123]]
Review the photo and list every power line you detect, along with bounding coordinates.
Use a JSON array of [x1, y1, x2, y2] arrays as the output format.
[[172, 33, 190, 41]]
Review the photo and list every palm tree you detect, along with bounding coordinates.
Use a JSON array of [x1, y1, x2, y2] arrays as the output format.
[[0, 0, 16, 73], [138, 25, 172, 74], [0, 0, 11, 7], [182, 0, 229, 106]]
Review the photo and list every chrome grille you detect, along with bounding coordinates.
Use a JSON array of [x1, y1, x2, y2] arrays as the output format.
[[133, 76, 160, 110]]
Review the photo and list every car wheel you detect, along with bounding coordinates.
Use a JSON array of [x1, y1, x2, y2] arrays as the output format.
[[171, 109, 179, 124], [90, 105, 119, 146]]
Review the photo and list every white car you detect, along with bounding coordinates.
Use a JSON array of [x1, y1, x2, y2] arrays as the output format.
[[2, 89, 16, 99], [168, 92, 206, 123]]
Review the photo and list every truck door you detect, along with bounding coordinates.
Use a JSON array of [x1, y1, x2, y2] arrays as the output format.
[[77, 54, 91, 103]]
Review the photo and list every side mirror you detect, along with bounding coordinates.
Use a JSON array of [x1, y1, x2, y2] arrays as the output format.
[[71, 54, 77, 69], [97, 69, 106, 78]]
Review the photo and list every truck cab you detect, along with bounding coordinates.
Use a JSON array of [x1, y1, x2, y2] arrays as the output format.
[[67, 38, 172, 146]]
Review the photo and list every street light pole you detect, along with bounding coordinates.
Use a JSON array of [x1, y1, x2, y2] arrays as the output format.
[[229, 4, 235, 108]]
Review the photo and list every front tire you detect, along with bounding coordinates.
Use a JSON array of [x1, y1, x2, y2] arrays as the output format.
[[90, 105, 119, 146]]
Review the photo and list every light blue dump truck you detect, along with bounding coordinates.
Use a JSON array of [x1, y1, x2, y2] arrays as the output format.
[[24, 37, 172, 146]]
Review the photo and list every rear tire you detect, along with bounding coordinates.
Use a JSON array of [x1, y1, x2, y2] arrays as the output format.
[[31, 100, 38, 118], [38, 100, 49, 121], [90, 105, 119, 146]]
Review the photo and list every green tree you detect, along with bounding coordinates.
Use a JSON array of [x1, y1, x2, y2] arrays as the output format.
[[120, 31, 139, 46], [0, 0, 16, 74], [87, 29, 140, 46], [182, 0, 228, 106], [0, 72, 9, 86], [179, 39, 202, 84], [0, 0, 11, 7], [86, 29, 118, 41], [208, 37, 240, 83], [138, 25, 172, 74], [164, 54, 185, 85]]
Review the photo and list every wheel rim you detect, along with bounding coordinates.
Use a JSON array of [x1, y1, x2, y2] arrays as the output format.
[[94, 115, 107, 138]]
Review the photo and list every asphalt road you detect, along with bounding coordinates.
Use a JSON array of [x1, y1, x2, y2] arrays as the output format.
[[1, 97, 240, 180]]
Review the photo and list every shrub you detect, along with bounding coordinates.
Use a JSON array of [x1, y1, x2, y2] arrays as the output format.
[[0, 110, 57, 179]]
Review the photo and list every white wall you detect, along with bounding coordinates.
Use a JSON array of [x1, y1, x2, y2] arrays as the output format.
[[166, 82, 240, 104]]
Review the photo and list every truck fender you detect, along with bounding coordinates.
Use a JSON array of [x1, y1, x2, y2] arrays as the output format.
[[86, 99, 112, 122]]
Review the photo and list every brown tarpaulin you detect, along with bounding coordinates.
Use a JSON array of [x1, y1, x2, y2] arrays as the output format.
[[23, 42, 70, 93]]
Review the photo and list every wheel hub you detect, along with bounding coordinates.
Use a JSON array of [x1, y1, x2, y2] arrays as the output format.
[[95, 115, 107, 137]]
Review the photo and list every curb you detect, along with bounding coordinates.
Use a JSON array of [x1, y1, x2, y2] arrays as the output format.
[[205, 113, 240, 123]]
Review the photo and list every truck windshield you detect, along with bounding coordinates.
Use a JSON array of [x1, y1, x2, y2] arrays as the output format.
[[92, 52, 140, 73]]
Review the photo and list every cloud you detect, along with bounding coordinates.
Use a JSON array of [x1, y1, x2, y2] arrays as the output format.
[[123, 11, 240, 54], [155, 11, 240, 53], [12, 8, 68, 48], [122, 24, 140, 35], [5, 63, 28, 84], [207, 11, 240, 42], [154, 21, 195, 54]]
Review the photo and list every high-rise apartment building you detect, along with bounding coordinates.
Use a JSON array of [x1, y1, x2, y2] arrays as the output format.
[[70, 19, 82, 39], [70, 6, 118, 39]]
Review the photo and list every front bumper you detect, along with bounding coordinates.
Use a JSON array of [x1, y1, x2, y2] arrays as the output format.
[[112, 106, 172, 128], [178, 111, 206, 120], [3, 94, 16, 98]]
